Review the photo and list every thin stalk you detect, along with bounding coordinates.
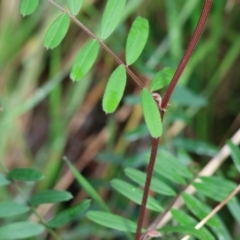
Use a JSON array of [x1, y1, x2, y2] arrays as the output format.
[[135, 1, 213, 239], [47, 0, 144, 89], [134, 137, 160, 240]]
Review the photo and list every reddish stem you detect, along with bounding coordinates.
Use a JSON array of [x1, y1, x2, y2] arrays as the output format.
[[134, 138, 160, 240], [162, 0, 213, 109], [135, 1, 212, 239]]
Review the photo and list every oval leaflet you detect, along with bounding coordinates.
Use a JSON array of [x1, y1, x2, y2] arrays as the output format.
[[20, 0, 39, 16], [126, 17, 149, 65], [102, 65, 127, 114], [70, 40, 99, 81], [141, 88, 162, 138], [67, 0, 82, 16], [44, 14, 70, 49], [100, 0, 126, 40], [150, 67, 175, 91]]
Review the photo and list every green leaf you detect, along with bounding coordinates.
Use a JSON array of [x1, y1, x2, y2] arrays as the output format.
[[47, 200, 91, 228], [141, 88, 162, 138], [227, 140, 240, 172], [171, 209, 215, 240], [7, 168, 44, 182], [111, 179, 162, 212], [87, 211, 137, 233], [160, 226, 211, 240], [44, 14, 70, 49], [192, 176, 237, 202], [124, 168, 176, 196], [29, 190, 73, 206], [100, 0, 126, 40], [65, 158, 109, 212], [0, 201, 30, 218], [0, 173, 10, 186], [102, 65, 127, 113], [171, 209, 197, 226], [126, 16, 149, 65], [20, 0, 39, 16], [154, 149, 192, 184], [0, 222, 44, 239], [70, 40, 99, 81], [173, 138, 218, 157], [67, 0, 82, 16], [182, 193, 220, 227], [150, 67, 175, 91], [171, 86, 207, 107]]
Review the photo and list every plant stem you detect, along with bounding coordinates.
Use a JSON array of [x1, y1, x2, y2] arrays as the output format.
[[47, 0, 145, 89], [135, 0, 212, 239], [134, 137, 159, 240], [162, 0, 213, 109]]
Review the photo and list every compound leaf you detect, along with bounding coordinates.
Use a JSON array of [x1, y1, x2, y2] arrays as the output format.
[[67, 0, 82, 16], [102, 65, 126, 113], [44, 14, 70, 49], [141, 88, 162, 138], [20, 0, 39, 16], [70, 40, 99, 81], [150, 67, 175, 91], [0, 222, 44, 239], [87, 211, 137, 233], [126, 16, 149, 65], [100, 0, 126, 40]]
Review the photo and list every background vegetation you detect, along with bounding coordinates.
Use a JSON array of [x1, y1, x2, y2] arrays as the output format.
[[0, 0, 240, 239]]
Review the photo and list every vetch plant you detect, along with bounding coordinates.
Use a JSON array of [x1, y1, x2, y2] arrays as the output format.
[[0, 167, 90, 239], [1, 0, 240, 239]]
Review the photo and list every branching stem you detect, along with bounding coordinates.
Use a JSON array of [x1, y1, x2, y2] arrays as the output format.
[[135, 1, 213, 239]]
